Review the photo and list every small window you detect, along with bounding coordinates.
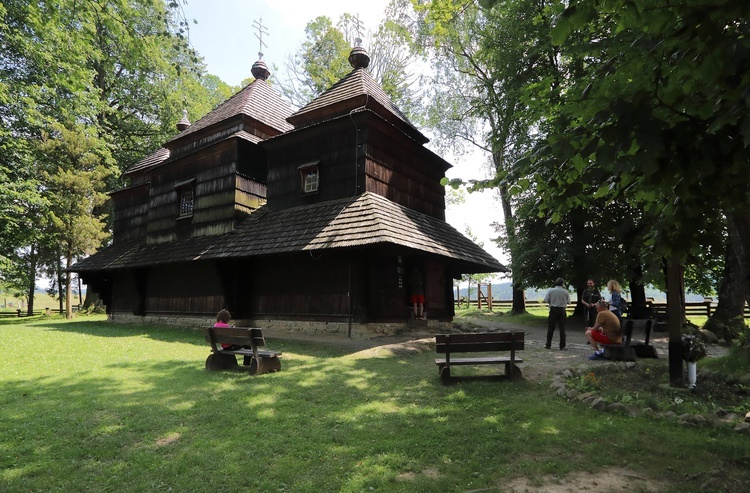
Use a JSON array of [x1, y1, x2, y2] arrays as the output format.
[[174, 178, 196, 217], [298, 161, 320, 194], [179, 187, 194, 216]]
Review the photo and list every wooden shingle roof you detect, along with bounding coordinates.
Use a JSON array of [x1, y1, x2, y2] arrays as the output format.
[[124, 147, 170, 175], [287, 68, 428, 143], [166, 78, 293, 146], [72, 192, 506, 274]]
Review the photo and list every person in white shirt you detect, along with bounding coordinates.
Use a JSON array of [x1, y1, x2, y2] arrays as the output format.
[[543, 278, 571, 350]]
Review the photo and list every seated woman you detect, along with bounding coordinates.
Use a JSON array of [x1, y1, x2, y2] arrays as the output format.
[[585, 300, 622, 360], [213, 309, 252, 365]]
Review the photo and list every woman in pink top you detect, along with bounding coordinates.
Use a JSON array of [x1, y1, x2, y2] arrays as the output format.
[[213, 309, 233, 348]]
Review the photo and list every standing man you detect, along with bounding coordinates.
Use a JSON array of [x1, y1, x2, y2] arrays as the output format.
[[543, 278, 571, 350], [581, 279, 602, 328]]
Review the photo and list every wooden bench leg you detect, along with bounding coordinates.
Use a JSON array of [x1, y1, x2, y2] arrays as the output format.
[[505, 363, 523, 380], [439, 365, 451, 384], [247, 356, 282, 375], [206, 353, 238, 371]]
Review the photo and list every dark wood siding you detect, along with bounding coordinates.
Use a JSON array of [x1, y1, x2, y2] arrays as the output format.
[[265, 118, 363, 211], [236, 254, 354, 319], [111, 271, 140, 314], [145, 140, 267, 243], [145, 262, 224, 315], [364, 122, 446, 220], [111, 186, 149, 242]]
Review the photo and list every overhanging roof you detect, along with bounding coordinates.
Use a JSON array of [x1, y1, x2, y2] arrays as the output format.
[[72, 193, 506, 274]]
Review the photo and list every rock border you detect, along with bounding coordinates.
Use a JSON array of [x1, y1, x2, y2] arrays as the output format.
[[551, 362, 750, 434]]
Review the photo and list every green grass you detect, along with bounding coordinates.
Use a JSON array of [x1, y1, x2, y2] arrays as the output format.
[[2, 315, 749, 492]]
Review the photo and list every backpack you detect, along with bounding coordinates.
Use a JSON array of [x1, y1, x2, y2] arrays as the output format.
[[620, 297, 629, 313]]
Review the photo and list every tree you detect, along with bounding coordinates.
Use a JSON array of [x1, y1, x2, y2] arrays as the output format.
[[277, 2, 420, 112], [37, 123, 119, 318], [509, 0, 750, 384], [0, 0, 228, 303], [277, 16, 353, 108], [414, 0, 560, 314]]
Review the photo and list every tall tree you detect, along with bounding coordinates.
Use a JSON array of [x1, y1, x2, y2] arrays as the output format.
[[510, 0, 750, 383], [0, 0, 227, 300], [414, 0, 559, 313], [37, 123, 118, 318], [277, 2, 420, 113]]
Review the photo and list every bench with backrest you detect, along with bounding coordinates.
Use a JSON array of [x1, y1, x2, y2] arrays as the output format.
[[203, 326, 281, 375], [435, 331, 524, 383], [601, 319, 657, 361]]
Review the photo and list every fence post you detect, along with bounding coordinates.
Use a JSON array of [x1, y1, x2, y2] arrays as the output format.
[[487, 284, 493, 311], [17, 309, 21, 317]]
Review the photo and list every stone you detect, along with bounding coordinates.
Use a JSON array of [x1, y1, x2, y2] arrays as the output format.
[[607, 402, 626, 413], [698, 329, 719, 344], [591, 398, 608, 411], [733, 422, 750, 433], [625, 404, 641, 417]]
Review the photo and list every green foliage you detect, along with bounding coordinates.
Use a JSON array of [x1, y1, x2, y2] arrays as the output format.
[[278, 16, 352, 108], [518, 0, 750, 261], [278, 5, 421, 119], [0, 0, 230, 293]]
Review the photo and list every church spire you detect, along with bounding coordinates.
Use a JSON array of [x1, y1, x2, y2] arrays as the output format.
[[251, 17, 271, 80]]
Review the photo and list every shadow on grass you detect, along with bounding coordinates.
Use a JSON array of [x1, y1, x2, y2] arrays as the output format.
[[20, 316, 383, 358], [3, 326, 750, 493]]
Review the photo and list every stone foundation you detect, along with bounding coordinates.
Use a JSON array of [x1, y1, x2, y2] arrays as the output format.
[[108, 313, 452, 339]]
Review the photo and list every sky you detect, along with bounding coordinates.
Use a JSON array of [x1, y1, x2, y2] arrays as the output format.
[[180, 0, 509, 273]]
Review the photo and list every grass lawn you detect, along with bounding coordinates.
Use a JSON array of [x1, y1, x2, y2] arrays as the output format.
[[2, 315, 749, 492]]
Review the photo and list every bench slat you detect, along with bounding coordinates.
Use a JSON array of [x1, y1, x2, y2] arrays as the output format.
[[435, 332, 525, 344], [435, 341, 524, 353], [202, 327, 267, 348], [435, 356, 524, 365], [434, 331, 525, 382]]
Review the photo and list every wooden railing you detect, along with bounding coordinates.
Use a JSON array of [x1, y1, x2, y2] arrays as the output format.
[[0, 306, 80, 318], [454, 297, 750, 319]]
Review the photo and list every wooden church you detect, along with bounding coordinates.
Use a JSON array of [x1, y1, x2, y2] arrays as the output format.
[[71, 44, 506, 337]]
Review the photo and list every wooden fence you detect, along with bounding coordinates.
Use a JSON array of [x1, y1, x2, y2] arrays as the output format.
[[0, 306, 80, 318], [454, 294, 750, 319]]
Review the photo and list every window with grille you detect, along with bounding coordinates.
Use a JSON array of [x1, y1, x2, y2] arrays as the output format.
[[178, 185, 194, 217], [298, 162, 320, 194]]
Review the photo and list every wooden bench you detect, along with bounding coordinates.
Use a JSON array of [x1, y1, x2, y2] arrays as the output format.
[[203, 327, 282, 375], [435, 331, 524, 383], [601, 319, 657, 361]]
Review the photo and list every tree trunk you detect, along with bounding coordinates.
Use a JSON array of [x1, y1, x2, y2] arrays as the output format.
[[574, 286, 585, 318], [628, 280, 648, 319], [666, 258, 684, 387], [26, 244, 37, 316], [498, 180, 526, 315], [511, 282, 526, 314], [703, 212, 748, 341], [56, 256, 64, 314], [65, 250, 74, 319]]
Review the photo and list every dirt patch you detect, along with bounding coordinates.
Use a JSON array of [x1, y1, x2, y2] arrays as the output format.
[[502, 467, 668, 492]]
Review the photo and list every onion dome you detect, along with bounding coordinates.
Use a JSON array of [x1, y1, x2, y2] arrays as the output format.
[[251, 52, 271, 81], [348, 38, 370, 69], [176, 109, 191, 131]]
